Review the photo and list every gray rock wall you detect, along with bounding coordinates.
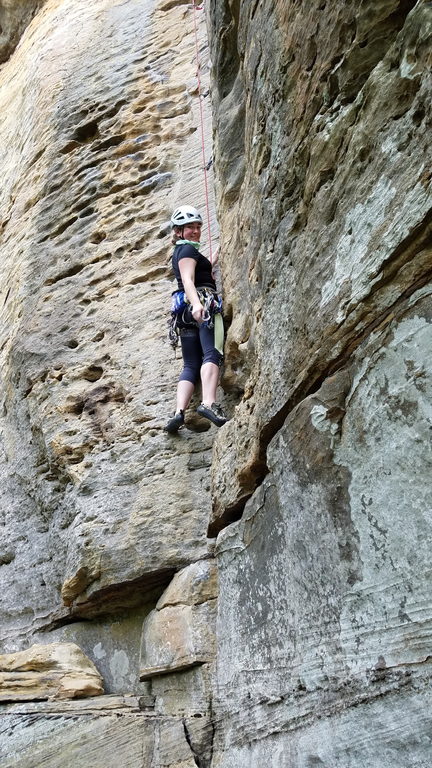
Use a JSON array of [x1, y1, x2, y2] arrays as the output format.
[[207, 0, 432, 765], [208, 0, 431, 524]]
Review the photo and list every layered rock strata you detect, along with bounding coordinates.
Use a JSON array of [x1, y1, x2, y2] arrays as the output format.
[[0, 695, 193, 768], [0, 642, 104, 701]]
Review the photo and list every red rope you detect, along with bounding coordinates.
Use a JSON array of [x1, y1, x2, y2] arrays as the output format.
[[192, 2, 214, 266]]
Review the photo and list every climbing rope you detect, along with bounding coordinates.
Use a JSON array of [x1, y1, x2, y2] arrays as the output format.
[[192, 2, 214, 266]]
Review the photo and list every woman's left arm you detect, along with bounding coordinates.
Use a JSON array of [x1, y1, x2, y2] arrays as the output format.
[[179, 257, 205, 323]]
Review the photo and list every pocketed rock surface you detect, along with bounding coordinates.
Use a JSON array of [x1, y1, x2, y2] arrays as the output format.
[[0, 0, 431, 766], [0, 1, 217, 764], [0, 0, 216, 640]]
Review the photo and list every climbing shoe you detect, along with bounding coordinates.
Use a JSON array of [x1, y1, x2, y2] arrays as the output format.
[[196, 402, 228, 427], [165, 410, 185, 433]]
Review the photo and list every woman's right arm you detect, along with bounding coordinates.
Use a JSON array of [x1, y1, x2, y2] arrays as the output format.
[[179, 258, 204, 323]]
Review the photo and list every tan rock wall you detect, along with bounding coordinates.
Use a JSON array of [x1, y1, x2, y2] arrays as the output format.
[[0, 642, 104, 701], [0, 1, 217, 762], [0, 0, 215, 645]]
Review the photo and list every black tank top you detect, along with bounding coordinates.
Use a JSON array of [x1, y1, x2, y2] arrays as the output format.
[[172, 243, 216, 292]]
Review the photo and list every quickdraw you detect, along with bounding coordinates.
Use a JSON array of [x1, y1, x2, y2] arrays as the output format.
[[196, 287, 223, 324]]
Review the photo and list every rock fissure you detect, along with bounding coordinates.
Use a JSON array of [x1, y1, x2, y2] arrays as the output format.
[[183, 718, 202, 768]]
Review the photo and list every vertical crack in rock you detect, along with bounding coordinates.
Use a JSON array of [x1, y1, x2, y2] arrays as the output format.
[[183, 718, 202, 768], [182, 714, 215, 768]]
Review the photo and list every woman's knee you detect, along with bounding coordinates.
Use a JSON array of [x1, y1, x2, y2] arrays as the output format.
[[202, 349, 223, 367], [179, 366, 200, 385]]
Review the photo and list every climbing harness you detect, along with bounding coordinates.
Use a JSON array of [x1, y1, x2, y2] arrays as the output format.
[[168, 287, 223, 353]]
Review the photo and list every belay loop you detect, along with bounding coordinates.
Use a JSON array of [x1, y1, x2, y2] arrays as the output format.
[[168, 288, 223, 350]]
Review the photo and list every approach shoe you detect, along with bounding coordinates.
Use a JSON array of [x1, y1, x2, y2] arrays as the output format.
[[196, 402, 228, 427], [165, 409, 185, 433]]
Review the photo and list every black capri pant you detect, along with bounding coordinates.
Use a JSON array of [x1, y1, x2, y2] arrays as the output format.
[[179, 323, 223, 384]]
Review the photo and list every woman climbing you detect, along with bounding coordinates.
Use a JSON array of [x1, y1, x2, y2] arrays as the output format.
[[165, 204, 227, 433]]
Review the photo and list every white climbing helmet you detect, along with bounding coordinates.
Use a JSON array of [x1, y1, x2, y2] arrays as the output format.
[[170, 205, 203, 229]]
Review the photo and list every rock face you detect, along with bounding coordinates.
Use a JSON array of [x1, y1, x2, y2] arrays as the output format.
[[0, 0, 217, 763], [208, 0, 432, 526], [207, 0, 432, 765], [0, 0, 42, 63], [0, 0, 431, 765], [0, 0, 215, 642], [0, 695, 193, 768], [0, 643, 104, 701]]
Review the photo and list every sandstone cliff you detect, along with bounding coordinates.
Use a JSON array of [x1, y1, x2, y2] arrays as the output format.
[[0, 0, 431, 766]]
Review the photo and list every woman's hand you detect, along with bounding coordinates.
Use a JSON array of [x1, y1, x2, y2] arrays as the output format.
[[192, 303, 204, 323]]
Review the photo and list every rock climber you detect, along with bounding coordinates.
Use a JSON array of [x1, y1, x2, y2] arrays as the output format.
[[165, 204, 227, 433]]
